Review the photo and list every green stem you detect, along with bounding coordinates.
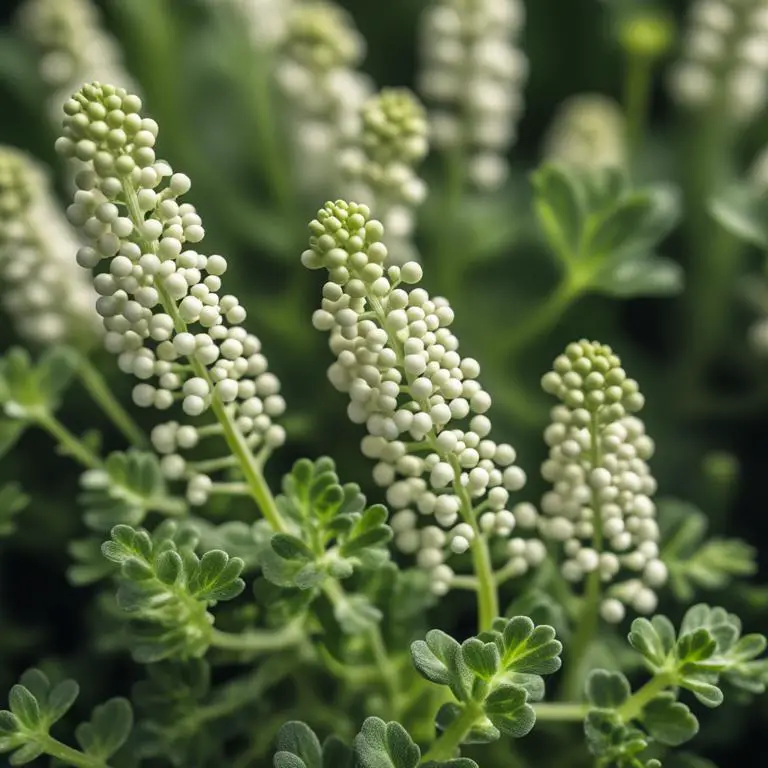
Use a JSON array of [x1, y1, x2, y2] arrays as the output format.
[[39, 736, 111, 768], [35, 413, 103, 470], [76, 353, 147, 448], [562, 411, 604, 700], [368, 624, 401, 717], [617, 671, 675, 722], [210, 620, 305, 654], [532, 701, 590, 722], [121, 178, 287, 533], [420, 703, 482, 763], [623, 51, 653, 163], [500, 276, 582, 360]]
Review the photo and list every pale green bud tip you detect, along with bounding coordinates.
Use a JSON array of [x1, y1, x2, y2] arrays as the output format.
[[619, 11, 674, 59], [361, 87, 429, 164], [55, 82, 153, 173], [541, 339, 644, 415]]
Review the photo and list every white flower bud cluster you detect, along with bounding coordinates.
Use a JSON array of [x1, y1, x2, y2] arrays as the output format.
[[339, 88, 429, 255], [16, 0, 136, 123], [539, 341, 666, 623], [204, 0, 293, 48], [0, 146, 100, 345], [543, 94, 627, 171], [276, 0, 373, 193], [418, 0, 528, 190], [55, 83, 286, 505], [668, 0, 768, 122], [303, 200, 537, 595]]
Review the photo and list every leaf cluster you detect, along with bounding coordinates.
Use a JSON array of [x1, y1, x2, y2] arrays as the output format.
[[533, 164, 682, 298], [101, 520, 245, 661], [0, 668, 132, 766], [410, 616, 562, 744]]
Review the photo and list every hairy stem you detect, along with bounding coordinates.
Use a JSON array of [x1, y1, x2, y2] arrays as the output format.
[[38, 736, 111, 768], [210, 619, 305, 654], [617, 670, 675, 722], [624, 51, 653, 163], [76, 353, 147, 448], [420, 702, 483, 763], [532, 701, 590, 721]]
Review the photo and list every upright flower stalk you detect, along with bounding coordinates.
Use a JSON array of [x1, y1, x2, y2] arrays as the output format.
[[0, 146, 100, 346], [303, 200, 540, 629], [55, 83, 286, 522], [418, 0, 528, 191]]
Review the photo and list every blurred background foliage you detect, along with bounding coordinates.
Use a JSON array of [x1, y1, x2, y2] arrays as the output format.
[[1, 0, 768, 766]]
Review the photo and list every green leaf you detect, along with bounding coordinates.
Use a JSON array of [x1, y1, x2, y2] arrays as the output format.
[[75, 697, 133, 759], [709, 184, 768, 248], [155, 550, 183, 585], [590, 253, 683, 298], [411, 630, 472, 701], [45, 680, 80, 725], [586, 192, 658, 256], [643, 693, 699, 746], [531, 164, 585, 260], [272, 534, 315, 562], [461, 638, 500, 680], [585, 669, 631, 708], [274, 721, 322, 768], [498, 616, 563, 675], [354, 717, 420, 768], [483, 685, 536, 738], [0, 420, 25, 460], [8, 687, 40, 730], [8, 741, 44, 765], [628, 617, 671, 669], [322, 736, 355, 768]]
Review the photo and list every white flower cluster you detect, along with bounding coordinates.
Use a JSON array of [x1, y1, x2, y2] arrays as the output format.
[[340, 88, 429, 253], [0, 146, 100, 345], [204, 0, 292, 48], [55, 83, 286, 505], [16, 0, 135, 123], [539, 341, 666, 623], [669, 0, 768, 122], [418, 0, 528, 190], [302, 200, 541, 595], [543, 94, 627, 171], [276, 0, 372, 193]]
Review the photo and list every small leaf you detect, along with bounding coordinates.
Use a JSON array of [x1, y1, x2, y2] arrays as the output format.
[[75, 698, 133, 759], [591, 253, 683, 298], [353, 717, 420, 768], [155, 550, 183, 585], [628, 618, 668, 669], [461, 639, 500, 680], [45, 680, 79, 725], [585, 669, 631, 709], [8, 687, 40, 730], [8, 741, 44, 765], [271, 534, 315, 562], [643, 693, 699, 746], [499, 617, 563, 675], [483, 685, 536, 738], [411, 630, 472, 701], [531, 164, 585, 260], [275, 721, 322, 768], [710, 184, 768, 248], [322, 735, 355, 768]]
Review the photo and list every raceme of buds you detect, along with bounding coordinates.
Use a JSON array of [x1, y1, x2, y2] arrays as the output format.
[[418, 0, 528, 190], [303, 200, 541, 595], [542, 94, 627, 172], [55, 82, 286, 505], [276, 0, 372, 193], [340, 88, 429, 249], [16, 0, 136, 122], [203, 0, 292, 49], [0, 145, 100, 346], [539, 341, 665, 623], [668, 0, 768, 122]]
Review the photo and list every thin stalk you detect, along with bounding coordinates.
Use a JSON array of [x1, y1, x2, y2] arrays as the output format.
[[617, 671, 675, 722], [623, 51, 653, 163], [121, 179, 287, 533], [76, 353, 147, 448], [39, 736, 111, 768], [420, 703, 483, 763], [35, 412, 103, 470], [562, 411, 603, 700], [533, 701, 590, 722], [500, 276, 582, 360], [210, 620, 305, 654]]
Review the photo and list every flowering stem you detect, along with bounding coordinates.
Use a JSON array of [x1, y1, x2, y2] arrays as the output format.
[[120, 179, 287, 533], [562, 411, 603, 700], [35, 412, 103, 470], [76, 353, 147, 448], [623, 51, 653, 162], [420, 702, 483, 763]]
